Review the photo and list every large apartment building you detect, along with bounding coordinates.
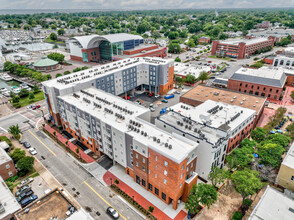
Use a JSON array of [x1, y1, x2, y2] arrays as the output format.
[[156, 101, 255, 178], [211, 38, 274, 59], [42, 57, 174, 125], [57, 88, 198, 209]]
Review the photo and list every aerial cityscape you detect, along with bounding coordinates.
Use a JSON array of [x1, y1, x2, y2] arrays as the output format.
[[0, 4, 294, 220]]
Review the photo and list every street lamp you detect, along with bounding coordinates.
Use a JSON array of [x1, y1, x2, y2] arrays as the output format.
[[38, 108, 46, 121], [110, 178, 112, 186], [132, 195, 134, 204]]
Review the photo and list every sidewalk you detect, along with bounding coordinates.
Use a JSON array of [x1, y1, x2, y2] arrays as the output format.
[[103, 165, 187, 220], [43, 124, 95, 163]]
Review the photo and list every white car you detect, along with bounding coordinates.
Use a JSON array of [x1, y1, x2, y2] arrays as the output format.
[[155, 95, 160, 98], [29, 147, 37, 155]]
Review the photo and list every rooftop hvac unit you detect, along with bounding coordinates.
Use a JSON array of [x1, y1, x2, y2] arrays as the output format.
[[141, 131, 144, 135], [137, 129, 140, 133], [169, 145, 172, 149], [144, 132, 147, 137], [157, 139, 160, 143], [153, 137, 157, 141], [165, 143, 169, 148]]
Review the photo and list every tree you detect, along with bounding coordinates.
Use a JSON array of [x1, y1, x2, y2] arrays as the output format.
[[231, 169, 263, 207], [187, 38, 196, 48], [174, 57, 181, 62], [58, 28, 65, 35], [251, 127, 267, 143], [290, 90, 294, 100], [263, 133, 291, 148], [55, 73, 63, 78], [16, 156, 34, 176], [9, 148, 25, 163], [63, 71, 71, 75], [29, 92, 35, 101], [33, 85, 40, 94], [185, 183, 218, 215], [49, 32, 57, 41], [8, 124, 21, 140], [12, 95, 20, 103], [76, 147, 80, 154], [208, 166, 230, 188], [257, 143, 284, 168], [47, 53, 65, 63], [226, 147, 253, 170], [185, 74, 196, 84], [18, 88, 29, 98], [152, 32, 161, 39], [73, 67, 82, 72], [240, 138, 256, 154], [197, 71, 209, 83]]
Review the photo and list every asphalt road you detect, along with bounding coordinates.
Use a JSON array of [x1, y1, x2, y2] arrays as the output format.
[[21, 129, 143, 220]]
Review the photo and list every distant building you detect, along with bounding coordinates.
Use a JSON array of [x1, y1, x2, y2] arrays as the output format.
[[249, 185, 294, 220], [174, 62, 211, 79], [33, 56, 60, 72], [257, 21, 272, 29], [198, 37, 211, 44], [276, 142, 294, 191], [69, 34, 167, 63], [246, 29, 294, 43], [0, 176, 21, 220], [211, 38, 274, 59], [0, 143, 17, 180], [227, 67, 286, 100]]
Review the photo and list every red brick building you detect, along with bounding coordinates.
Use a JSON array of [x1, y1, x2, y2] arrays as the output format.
[[0, 144, 17, 180], [211, 38, 274, 59], [227, 67, 287, 100], [198, 37, 211, 44]]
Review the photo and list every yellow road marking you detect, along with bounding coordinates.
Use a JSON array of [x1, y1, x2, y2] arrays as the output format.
[[84, 181, 127, 220], [28, 130, 56, 157]]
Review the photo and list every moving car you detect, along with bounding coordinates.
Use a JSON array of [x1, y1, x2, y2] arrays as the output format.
[[106, 207, 119, 219], [29, 147, 37, 155], [23, 142, 31, 149], [15, 185, 31, 197], [21, 195, 38, 207]]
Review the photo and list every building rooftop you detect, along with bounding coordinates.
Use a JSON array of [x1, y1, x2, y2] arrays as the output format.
[[58, 88, 198, 164], [249, 186, 294, 220], [212, 78, 228, 86], [0, 144, 12, 165], [181, 85, 266, 116], [33, 56, 58, 67], [248, 29, 294, 38], [281, 142, 294, 169], [174, 63, 211, 78], [218, 37, 270, 46], [0, 141, 9, 151], [42, 57, 172, 89], [0, 176, 21, 219], [231, 67, 287, 88]]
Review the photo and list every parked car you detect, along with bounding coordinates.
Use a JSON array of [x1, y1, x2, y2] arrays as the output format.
[[174, 91, 180, 94], [15, 185, 31, 197], [164, 94, 175, 99], [150, 107, 155, 112], [154, 95, 160, 98], [123, 96, 130, 100], [32, 105, 41, 110], [148, 92, 154, 97], [23, 142, 31, 149], [29, 147, 37, 155], [17, 190, 33, 203], [208, 60, 212, 63], [17, 178, 34, 189], [21, 195, 38, 207], [106, 207, 119, 219], [161, 99, 168, 103]]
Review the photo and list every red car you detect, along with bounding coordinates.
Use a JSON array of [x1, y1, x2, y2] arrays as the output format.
[[208, 61, 212, 63], [123, 96, 130, 100], [32, 105, 41, 110], [148, 93, 154, 97]]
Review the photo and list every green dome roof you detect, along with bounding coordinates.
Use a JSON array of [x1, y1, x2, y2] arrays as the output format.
[[33, 56, 58, 67]]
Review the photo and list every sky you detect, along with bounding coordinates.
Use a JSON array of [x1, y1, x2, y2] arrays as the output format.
[[0, 0, 293, 10]]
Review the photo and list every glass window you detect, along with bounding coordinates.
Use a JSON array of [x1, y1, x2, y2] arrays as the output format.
[[163, 179, 167, 184], [155, 187, 159, 195], [148, 183, 153, 191], [164, 161, 168, 167], [162, 192, 166, 200], [164, 170, 167, 176]]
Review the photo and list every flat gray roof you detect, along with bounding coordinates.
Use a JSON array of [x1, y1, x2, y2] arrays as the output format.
[[0, 143, 12, 165], [0, 176, 21, 219], [249, 186, 294, 220], [219, 37, 269, 46], [281, 142, 294, 169]]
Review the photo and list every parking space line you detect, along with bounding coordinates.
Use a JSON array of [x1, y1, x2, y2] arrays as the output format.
[[84, 181, 127, 220], [28, 130, 56, 157]]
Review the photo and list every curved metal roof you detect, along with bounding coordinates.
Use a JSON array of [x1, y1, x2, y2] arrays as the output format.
[[70, 33, 143, 49], [33, 56, 58, 67]]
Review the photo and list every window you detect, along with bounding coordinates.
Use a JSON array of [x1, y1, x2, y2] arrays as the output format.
[[142, 179, 146, 187], [155, 156, 157, 161], [142, 166, 145, 171], [142, 158, 145, 163], [163, 179, 167, 184], [181, 173, 183, 179], [148, 183, 153, 191], [155, 165, 157, 170], [276, 89, 279, 93], [155, 187, 159, 195], [164, 170, 167, 176], [136, 175, 140, 184], [8, 171, 13, 177], [155, 173, 157, 178], [136, 154, 138, 158], [291, 176, 294, 181], [162, 192, 166, 200], [180, 183, 182, 188], [164, 161, 168, 167], [6, 164, 10, 169], [181, 164, 184, 170], [136, 162, 138, 167]]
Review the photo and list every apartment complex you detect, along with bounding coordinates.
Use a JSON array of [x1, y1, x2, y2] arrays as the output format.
[[155, 101, 255, 177], [276, 142, 294, 191], [69, 34, 167, 63], [0, 143, 17, 180], [42, 57, 174, 125], [227, 67, 287, 100], [57, 88, 198, 209], [211, 38, 274, 59]]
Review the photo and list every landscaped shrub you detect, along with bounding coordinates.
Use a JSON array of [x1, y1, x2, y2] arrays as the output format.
[[243, 198, 252, 207], [114, 179, 119, 184], [231, 211, 243, 220], [148, 206, 154, 213]]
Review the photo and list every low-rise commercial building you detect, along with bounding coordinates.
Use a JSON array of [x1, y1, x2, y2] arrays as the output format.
[[276, 142, 294, 191], [33, 56, 60, 72], [0, 143, 17, 180], [57, 88, 198, 209], [174, 62, 211, 79], [42, 57, 174, 125], [156, 100, 255, 178], [246, 29, 294, 43], [227, 67, 287, 100], [249, 185, 294, 220], [211, 38, 274, 59], [0, 176, 21, 220]]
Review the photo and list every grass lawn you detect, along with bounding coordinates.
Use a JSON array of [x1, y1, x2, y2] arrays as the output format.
[[208, 55, 231, 60], [0, 136, 12, 146], [11, 91, 45, 108], [45, 38, 64, 44]]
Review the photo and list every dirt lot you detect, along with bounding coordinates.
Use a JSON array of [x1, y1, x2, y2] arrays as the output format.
[[196, 181, 242, 220], [16, 190, 73, 220]]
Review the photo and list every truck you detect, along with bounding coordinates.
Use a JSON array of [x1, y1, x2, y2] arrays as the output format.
[[164, 94, 175, 99]]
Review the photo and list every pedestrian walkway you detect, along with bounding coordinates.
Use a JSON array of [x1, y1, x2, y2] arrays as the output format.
[[103, 165, 187, 220], [80, 161, 107, 186], [43, 124, 95, 163]]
